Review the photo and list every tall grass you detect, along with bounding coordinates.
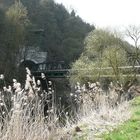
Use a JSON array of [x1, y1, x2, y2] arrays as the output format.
[[0, 68, 132, 140]]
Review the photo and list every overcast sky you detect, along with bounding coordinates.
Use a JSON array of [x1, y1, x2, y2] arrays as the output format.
[[55, 0, 140, 29]]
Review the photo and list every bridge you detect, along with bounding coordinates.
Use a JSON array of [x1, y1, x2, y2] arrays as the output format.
[[18, 47, 140, 78], [31, 62, 70, 78], [31, 63, 140, 79]]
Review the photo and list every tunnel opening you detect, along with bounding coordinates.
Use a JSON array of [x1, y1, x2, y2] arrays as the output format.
[[19, 60, 38, 71]]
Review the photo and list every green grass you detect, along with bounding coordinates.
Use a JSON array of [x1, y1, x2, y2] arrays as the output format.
[[102, 97, 140, 140]]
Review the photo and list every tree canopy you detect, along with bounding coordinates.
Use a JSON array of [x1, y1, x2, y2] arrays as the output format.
[[0, 0, 94, 79], [71, 29, 133, 84], [20, 0, 94, 64], [0, 1, 29, 78]]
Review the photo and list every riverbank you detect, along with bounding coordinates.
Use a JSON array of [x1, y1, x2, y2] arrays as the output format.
[[102, 96, 140, 140], [58, 100, 131, 140], [70, 97, 140, 140]]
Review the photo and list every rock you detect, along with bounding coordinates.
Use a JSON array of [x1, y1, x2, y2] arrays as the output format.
[[75, 126, 82, 132]]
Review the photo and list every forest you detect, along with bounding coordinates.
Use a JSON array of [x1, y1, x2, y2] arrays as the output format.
[[0, 0, 140, 140], [0, 0, 94, 80]]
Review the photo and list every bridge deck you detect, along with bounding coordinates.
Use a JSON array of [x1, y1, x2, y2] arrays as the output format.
[[31, 64, 140, 78], [32, 69, 70, 78]]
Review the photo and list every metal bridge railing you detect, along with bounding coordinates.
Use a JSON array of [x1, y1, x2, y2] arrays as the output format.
[[32, 65, 140, 78]]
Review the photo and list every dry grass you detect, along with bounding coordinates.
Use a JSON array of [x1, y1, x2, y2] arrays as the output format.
[[57, 96, 131, 140], [0, 69, 132, 140]]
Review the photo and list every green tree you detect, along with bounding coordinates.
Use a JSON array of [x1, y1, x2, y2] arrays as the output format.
[[61, 38, 82, 64], [0, 1, 29, 78], [71, 29, 131, 84], [0, 9, 7, 73], [6, 0, 29, 51], [0, 9, 5, 45], [0, 0, 93, 67], [21, 0, 94, 64]]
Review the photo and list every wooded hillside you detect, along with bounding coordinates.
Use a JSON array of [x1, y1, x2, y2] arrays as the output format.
[[0, 0, 94, 72]]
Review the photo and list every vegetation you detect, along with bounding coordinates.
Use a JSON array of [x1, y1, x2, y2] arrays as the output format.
[[70, 29, 138, 87], [102, 96, 140, 140], [0, 69, 132, 140], [0, 1, 29, 79], [0, 1, 140, 140], [0, 0, 94, 80]]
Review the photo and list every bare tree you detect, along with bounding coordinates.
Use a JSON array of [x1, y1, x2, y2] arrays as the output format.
[[126, 25, 140, 65], [126, 25, 140, 48]]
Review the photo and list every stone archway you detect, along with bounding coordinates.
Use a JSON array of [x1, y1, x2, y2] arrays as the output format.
[[19, 60, 38, 71]]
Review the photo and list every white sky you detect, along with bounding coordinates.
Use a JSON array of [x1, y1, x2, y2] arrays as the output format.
[[55, 0, 140, 28]]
